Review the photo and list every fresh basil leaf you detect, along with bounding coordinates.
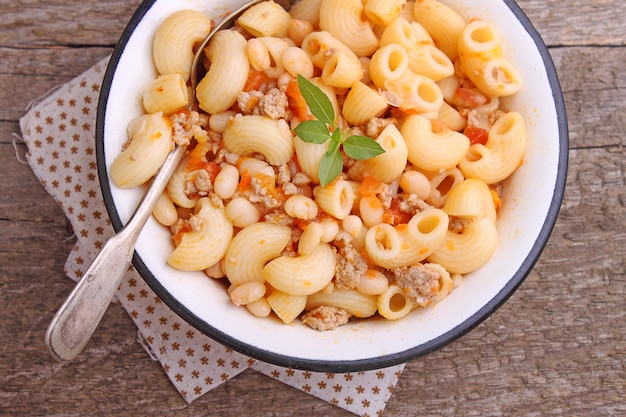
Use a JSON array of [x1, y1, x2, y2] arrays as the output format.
[[342, 135, 386, 160], [294, 120, 331, 144], [330, 127, 342, 145], [297, 74, 335, 126], [318, 141, 343, 187]]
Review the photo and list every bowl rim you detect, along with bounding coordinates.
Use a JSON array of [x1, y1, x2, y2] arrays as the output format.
[[96, 0, 568, 372]]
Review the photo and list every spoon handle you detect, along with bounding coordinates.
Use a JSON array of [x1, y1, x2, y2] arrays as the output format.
[[45, 145, 186, 361]]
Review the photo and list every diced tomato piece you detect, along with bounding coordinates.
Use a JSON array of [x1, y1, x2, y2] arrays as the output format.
[[286, 78, 311, 121], [454, 87, 488, 108], [172, 223, 193, 247], [358, 175, 386, 197], [243, 70, 270, 92], [463, 126, 489, 145], [383, 198, 412, 226], [238, 169, 252, 193], [186, 159, 220, 182]]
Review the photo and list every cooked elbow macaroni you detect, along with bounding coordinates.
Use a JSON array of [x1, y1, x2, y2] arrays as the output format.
[[110, 0, 529, 330]]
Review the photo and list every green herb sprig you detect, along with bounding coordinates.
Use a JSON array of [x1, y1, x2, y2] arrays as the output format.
[[293, 75, 385, 187]]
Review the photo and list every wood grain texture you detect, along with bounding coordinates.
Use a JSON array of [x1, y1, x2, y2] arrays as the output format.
[[1, 0, 624, 416]]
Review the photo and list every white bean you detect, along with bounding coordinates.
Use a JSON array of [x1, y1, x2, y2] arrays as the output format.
[[359, 195, 384, 227], [230, 281, 266, 306], [284, 194, 318, 220], [225, 197, 261, 228], [246, 38, 271, 71], [214, 164, 239, 200], [246, 298, 272, 317], [276, 72, 294, 90], [356, 269, 389, 295], [204, 261, 225, 279], [288, 18, 314, 46], [237, 157, 272, 177], [209, 110, 236, 133], [320, 217, 339, 242], [400, 170, 431, 200], [152, 192, 178, 226], [281, 46, 314, 79], [342, 215, 363, 238], [298, 222, 324, 255]]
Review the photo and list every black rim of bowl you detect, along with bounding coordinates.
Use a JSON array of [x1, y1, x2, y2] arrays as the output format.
[[96, 0, 569, 372]]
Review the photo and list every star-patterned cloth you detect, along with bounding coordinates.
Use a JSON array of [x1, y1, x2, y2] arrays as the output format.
[[19, 56, 405, 416]]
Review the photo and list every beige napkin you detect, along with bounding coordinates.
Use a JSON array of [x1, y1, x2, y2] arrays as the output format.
[[19, 56, 405, 416]]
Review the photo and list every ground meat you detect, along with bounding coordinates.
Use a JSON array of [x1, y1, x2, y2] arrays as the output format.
[[392, 264, 440, 307], [301, 306, 351, 331], [264, 212, 294, 226], [187, 214, 203, 232], [194, 169, 213, 195], [280, 228, 302, 257], [281, 182, 299, 195], [208, 192, 224, 208], [378, 182, 392, 210], [449, 216, 471, 233], [249, 175, 281, 208], [170, 111, 210, 146], [237, 90, 264, 114], [333, 230, 353, 248], [171, 118, 194, 146], [488, 109, 506, 125], [259, 89, 291, 120], [334, 242, 368, 289], [214, 149, 240, 165], [184, 178, 198, 197], [236, 89, 291, 120], [292, 172, 312, 186], [365, 117, 397, 138], [169, 218, 186, 236], [398, 194, 430, 215], [276, 164, 291, 185]]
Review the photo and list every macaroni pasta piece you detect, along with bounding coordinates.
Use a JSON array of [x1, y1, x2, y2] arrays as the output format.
[[306, 288, 378, 318], [401, 114, 470, 172], [223, 222, 292, 285], [167, 197, 233, 271], [152, 10, 213, 81], [222, 114, 294, 165], [413, 0, 466, 60], [196, 29, 250, 114], [263, 243, 336, 295], [377, 284, 417, 320], [142, 74, 189, 115], [458, 19, 522, 97], [347, 124, 408, 183], [319, 0, 379, 57], [459, 112, 527, 184], [237, 0, 291, 38], [110, 113, 173, 189]]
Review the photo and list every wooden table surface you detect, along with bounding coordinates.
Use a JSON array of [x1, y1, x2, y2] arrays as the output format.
[[2, 1, 624, 415]]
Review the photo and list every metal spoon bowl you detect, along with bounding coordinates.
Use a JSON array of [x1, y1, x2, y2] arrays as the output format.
[[45, 0, 263, 362]]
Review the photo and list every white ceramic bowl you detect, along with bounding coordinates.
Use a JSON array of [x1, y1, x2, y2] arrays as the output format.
[[96, 0, 568, 371]]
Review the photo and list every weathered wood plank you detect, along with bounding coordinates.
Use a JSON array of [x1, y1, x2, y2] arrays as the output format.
[[1, 1, 625, 48], [516, 0, 626, 47], [550, 47, 626, 149], [0, 0, 141, 46], [0, 47, 112, 123]]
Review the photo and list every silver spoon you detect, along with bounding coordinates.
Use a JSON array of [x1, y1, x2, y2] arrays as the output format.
[[45, 0, 263, 362]]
